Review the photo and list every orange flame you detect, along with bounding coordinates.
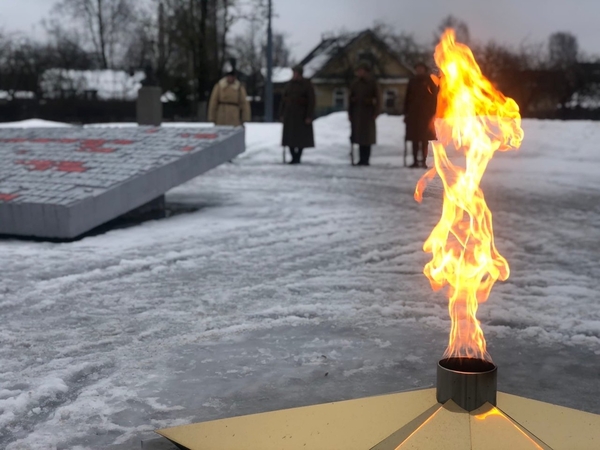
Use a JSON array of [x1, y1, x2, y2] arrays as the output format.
[[415, 29, 524, 361]]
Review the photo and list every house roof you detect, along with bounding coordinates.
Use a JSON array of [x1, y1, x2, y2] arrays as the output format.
[[299, 29, 411, 79], [300, 32, 363, 78], [260, 67, 294, 84]]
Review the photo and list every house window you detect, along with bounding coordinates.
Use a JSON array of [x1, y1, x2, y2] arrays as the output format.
[[333, 88, 346, 109], [385, 89, 397, 109]]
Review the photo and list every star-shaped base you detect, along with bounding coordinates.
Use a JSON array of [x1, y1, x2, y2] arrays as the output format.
[[157, 388, 600, 449]]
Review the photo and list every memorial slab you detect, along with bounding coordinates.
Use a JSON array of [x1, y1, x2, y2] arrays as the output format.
[[0, 126, 244, 238]]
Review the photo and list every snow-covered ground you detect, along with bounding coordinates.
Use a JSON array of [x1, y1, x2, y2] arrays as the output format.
[[1, 113, 599, 449]]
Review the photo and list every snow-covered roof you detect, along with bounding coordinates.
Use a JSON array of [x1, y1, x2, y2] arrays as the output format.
[[40, 69, 146, 101], [301, 32, 361, 78], [260, 67, 293, 84]]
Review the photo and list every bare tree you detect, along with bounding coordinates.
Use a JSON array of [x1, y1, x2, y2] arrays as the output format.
[[231, 19, 263, 96], [229, 0, 293, 96], [434, 15, 470, 46], [0, 30, 13, 86], [43, 20, 94, 70], [121, 3, 158, 71], [549, 32, 579, 69], [157, 0, 240, 105], [372, 21, 428, 69], [272, 32, 292, 67], [50, 0, 137, 69], [0, 36, 52, 97], [472, 41, 529, 81]]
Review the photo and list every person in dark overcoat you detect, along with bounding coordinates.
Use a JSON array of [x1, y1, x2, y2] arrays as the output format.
[[349, 60, 381, 166], [404, 62, 438, 168], [280, 65, 316, 164]]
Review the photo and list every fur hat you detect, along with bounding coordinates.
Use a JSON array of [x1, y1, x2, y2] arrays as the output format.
[[223, 61, 236, 77], [292, 65, 304, 76]]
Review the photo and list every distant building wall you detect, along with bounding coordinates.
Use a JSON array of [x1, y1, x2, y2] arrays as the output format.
[[313, 79, 408, 118]]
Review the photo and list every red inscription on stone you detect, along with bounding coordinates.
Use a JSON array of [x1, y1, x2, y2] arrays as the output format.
[[1, 137, 130, 153], [181, 133, 217, 139], [15, 150, 28, 155], [16, 159, 55, 171], [81, 139, 106, 147], [56, 161, 87, 173], [181, 146, 195, 152], [146, 128, 159, 134], [16, 159, 87, 172], [81, 147, 116, 153], [0, 193, 18, 202], [78, 139, 116, 153]]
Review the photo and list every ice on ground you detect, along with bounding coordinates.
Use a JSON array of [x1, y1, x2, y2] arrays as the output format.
[[0, 113, 599, 449]]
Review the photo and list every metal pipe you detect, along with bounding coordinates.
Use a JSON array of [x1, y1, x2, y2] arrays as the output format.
[[436, 357, 497, 412], [264, 0, 274, 122]]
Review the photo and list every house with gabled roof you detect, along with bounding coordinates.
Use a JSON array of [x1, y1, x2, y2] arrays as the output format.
[[299, 29, 414, 117]]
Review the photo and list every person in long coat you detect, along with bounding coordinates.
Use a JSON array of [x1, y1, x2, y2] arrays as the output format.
[[349, 61, 381, 166], [404, 62, 438, 168], [208, 70, 251, 126], [280, 65, 316, 164]]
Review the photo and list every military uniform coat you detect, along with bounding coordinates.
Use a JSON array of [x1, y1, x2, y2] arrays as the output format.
[[349, 77, 381, 146], [404, 74, 438, 142], [280, 78, 316, 148], [208, 78, 251, 126]]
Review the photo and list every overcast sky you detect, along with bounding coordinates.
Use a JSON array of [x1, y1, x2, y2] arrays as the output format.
[[1, 0, 599, 60]]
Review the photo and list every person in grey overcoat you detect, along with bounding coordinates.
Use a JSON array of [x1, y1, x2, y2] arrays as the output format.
[[349, 60, 381, 166], [280, 65, 316, 164], [404, 62, 438, 168]]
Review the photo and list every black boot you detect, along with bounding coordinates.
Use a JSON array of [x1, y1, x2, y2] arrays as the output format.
[[357, 146, 365, 165], [421, 141, 429, 168], [296, 148, 304, 164], [288, 148, 298, 164], [410, 141, 419, 168], [358, 145, 371, 166]]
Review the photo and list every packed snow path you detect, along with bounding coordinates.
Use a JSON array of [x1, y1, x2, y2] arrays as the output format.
[[1, 113, 599, 449]]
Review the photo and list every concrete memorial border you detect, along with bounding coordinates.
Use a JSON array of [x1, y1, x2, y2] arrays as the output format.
[[0, 126, 244, 239]]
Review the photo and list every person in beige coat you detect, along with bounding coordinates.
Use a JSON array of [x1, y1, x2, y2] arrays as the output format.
[[208, 70, 251, 126]]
